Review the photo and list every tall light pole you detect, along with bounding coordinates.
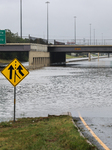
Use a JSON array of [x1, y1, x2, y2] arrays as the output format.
[[102, 33, 103, 45], [20, 0, 22, 38], [46, 1, 50, 45], [90, 24, 91, 45], [94, 29, 95, 45], [74, 16, 76, 44]]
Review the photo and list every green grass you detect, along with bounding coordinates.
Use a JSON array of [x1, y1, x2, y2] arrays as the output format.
[[66, 54, 75, 59], [0, 115, 97, 150], [66, 54, 88, 59], [0, 59, 12, 64]]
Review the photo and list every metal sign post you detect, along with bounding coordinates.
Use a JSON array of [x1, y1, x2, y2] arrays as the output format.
[[14, 87, 16, 122]]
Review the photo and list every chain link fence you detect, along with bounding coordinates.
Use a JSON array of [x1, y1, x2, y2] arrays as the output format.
[[8, 34, 112, 45], [49, 39, 112, 45]]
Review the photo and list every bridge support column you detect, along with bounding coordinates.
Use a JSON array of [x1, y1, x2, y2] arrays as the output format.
[[98, 53, 99, 61], [108, 53, 110, 58], [50, 52, 66, 65], [88, 53, 91, 61], [29, 51, 50, 69], [33, 58, 36, 67]]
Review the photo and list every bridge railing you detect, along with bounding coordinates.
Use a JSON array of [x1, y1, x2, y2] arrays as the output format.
[[6, 34, 112, 45], [49, 39, 112, 45]]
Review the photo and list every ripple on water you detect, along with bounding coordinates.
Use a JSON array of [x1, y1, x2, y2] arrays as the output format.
[[0, 64, 112, 121]]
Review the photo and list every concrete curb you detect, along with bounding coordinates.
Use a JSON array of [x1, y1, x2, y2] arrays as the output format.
[[72, 119, 93, 146], [62, 112, 95, 147]]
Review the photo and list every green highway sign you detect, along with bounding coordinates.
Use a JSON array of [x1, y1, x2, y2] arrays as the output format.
[[0, 30, 6, 44], [0, 36, 6, 44], [0, 30, 6, 36]]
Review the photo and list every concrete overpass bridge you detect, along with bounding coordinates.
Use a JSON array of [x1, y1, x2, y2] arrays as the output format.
[[0, 43, 50, 69], [0, 43, 112, 68], [48, 45, 112, 64]]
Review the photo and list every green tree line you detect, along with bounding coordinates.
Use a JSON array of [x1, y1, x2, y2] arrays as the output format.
[[6, 29, 47, 44], [0, 29, 47, 61], [0, 51, 28, 61]]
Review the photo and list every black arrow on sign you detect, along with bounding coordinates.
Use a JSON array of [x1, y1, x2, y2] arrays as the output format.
[[8, 65, 14, 79], [17, 65, 24, 76]]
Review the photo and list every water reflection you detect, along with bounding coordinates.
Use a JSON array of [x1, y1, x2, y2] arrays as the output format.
[[0, 57, 112, 122], [67, 57, 112, 68]]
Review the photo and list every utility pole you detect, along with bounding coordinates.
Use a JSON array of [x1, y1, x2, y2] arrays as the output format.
[[90, 24, 91, 45], [20, 0, 22, 38], [94, 29, 95, 45], [74, 16, 76, 44], [46, 1, 50, 45]]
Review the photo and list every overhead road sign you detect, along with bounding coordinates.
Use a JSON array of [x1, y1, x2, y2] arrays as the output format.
[[1, 58, 29, 87], [0, 30, 6, 44]]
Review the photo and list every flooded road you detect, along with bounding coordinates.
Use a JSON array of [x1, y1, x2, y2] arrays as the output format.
[[0, 57, 112, 149]]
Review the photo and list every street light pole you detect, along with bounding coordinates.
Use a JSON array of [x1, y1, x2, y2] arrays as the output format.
[[90, 24, 91, 45], [20, 0, 22, 38], [46, 1, 50, 45], [74, 16, 76, 45], [102, 33, 103, 45], [94, 29, 95, 45]]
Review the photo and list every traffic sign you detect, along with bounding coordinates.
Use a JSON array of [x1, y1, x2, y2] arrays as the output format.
[[1, 58, 29, 86], [0, 30, 6, 36], [0, 30, 6, 44]]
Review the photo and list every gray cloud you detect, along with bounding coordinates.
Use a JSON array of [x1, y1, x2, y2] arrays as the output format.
[[0, 0, 112, 40]]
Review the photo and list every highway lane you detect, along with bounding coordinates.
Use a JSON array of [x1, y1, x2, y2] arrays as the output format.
[[72, 109, 112, 150]]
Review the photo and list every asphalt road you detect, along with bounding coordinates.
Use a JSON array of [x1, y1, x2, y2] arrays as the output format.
[[72, 109, 112, 150]]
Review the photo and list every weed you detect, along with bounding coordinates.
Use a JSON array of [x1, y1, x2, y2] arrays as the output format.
[[0, 122, 12, 128], [0, 116, 97, 150]]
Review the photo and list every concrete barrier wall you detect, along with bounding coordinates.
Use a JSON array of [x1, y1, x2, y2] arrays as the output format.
[[29, 51, 50, 69], [30, 44, 48, 52]]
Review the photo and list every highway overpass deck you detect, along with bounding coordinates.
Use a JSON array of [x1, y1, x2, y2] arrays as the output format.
[[0, 44, 112, 53], [48, 45, 112, 53], [0, 43, 48, 52], [0, 43, 31, 51]]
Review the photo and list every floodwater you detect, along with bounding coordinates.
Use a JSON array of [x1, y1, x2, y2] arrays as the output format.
[[0, 57, 112, 149]]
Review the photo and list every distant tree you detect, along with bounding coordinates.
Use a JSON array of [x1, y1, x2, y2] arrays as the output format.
[[6, 29, 47, 44], [0, 51, 28, 61], [0, 29, 48, 61], [6, 29, 30, 43]]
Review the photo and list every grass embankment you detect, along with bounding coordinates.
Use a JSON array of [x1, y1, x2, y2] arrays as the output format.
[[66, 54, 88, 59], [0, 59, 11, 64], [66, 55, 75, 59], [0, 115, 97, 150]]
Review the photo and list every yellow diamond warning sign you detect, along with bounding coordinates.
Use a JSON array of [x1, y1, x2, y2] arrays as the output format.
[[1, 58, 29, 87]]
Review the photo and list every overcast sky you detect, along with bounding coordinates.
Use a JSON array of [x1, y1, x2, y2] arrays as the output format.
[[0, 0, 112, 40]]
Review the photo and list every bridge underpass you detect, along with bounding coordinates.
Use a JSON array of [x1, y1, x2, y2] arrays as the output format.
[[48, 45, 112, 65], [0, 43, 112, 67]]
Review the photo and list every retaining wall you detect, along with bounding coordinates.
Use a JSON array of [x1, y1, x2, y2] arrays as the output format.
[[29, 51, 50, 69]]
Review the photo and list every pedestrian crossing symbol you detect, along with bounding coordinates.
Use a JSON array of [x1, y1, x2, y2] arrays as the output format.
[[1, 58, 29, 87]]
